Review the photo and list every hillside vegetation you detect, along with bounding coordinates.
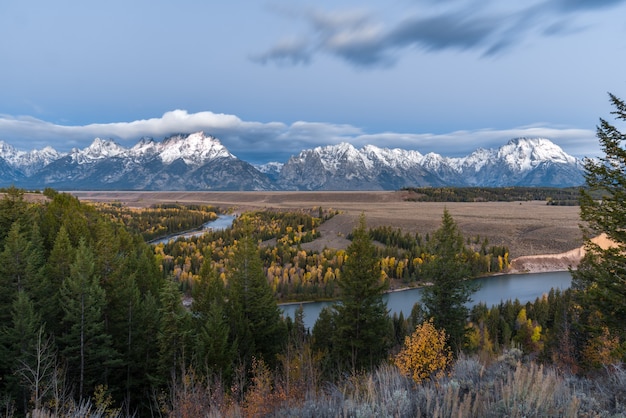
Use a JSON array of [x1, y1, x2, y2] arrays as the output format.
[[0, 186, 624, 417]]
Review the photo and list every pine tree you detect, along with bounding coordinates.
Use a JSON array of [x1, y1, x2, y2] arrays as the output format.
[[0, 222, 39, 325], [421, 209, 477, 353], [39, 226, 75, 337], [191, 251, 233, 378], [311, 306, 337, 377], [59, 238, 117, 401], [573, 93, 626, 358], [157, 280, 192, 384], [0, 291, 45, 413], [227, 219, 286, 367], [0, 186, 28, 245], [331, 213, 391, 373], [25, 220, 46, 294]]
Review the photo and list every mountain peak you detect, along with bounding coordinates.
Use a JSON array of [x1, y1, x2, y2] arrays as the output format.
[[71, 138, 126, 163], [498, 137, 576, 170], [0, 140, 18, 157], [159, 131, 233, 165]]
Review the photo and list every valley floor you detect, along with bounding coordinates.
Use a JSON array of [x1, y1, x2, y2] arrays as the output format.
[[73, 190, 583, 260]]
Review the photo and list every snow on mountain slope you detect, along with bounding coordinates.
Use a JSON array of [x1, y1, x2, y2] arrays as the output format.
[[71, 138, 127, 164], [158, 132, 234, 165], [65, 132, 234, 167], [496, 138, 577, 171], [0, 135, 585, 190], [0, 140, 65, 176], [278, 137, 584, 190]]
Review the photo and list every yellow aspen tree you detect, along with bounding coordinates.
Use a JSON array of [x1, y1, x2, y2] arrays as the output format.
[[396, 260, 405, 279], [394, 318, 452, 384]]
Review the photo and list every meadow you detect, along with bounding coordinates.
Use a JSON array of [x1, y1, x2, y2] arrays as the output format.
[[73, 190, 583, 259]]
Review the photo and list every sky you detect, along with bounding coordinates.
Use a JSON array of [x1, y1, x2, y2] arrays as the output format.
[[1, 0, 625, 164]]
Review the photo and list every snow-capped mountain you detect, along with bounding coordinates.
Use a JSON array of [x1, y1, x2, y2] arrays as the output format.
[[0, 140, 65, 176], [70, 138, 126, 164], [157, 132, 234, 165], [276, 138, 583, 190], [255, 161, 284, 182], [0, 135, 585, 191], [17, 132, 275, 190]]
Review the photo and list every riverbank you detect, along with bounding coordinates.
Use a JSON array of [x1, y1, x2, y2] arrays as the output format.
[[507, 233, 614, 274]]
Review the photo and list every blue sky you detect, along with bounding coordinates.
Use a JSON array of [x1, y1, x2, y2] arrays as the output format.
[[1, 0, 625, 164]]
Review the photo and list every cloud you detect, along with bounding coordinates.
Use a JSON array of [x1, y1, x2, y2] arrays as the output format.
[[556, 0, 626, 12], [254, 0, 626, 67], [250, 38, 312, 66], [0, 111, 599, 163]]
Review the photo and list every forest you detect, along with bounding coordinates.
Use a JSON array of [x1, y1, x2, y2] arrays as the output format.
[[0, 186, 623, 417], [0, 95, 625, 417]]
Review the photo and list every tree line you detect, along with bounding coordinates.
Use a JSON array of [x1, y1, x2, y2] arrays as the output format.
[[403, 186, 593, 204], [95, 202, 220, 242]]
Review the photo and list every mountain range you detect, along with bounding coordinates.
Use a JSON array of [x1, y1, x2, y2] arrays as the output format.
[[0, 132, 585, 190]]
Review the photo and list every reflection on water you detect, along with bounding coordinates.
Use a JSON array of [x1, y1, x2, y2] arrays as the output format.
[[281, 271, 572, 331]]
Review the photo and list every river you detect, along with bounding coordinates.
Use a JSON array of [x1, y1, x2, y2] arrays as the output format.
[[149, 214, 236, 245], [147, 218, 572, 331], [280, 271, 572, 330]]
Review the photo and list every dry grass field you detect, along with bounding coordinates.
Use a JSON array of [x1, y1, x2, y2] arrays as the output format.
[[73, 190, 584, 260]]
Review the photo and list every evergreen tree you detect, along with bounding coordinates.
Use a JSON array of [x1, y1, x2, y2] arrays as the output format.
[[191, 251, 233, 378], [0, 291, 45, 413], [311, 306, 336, 377], [0, 186, 28, 245], [134, 291, 161, 402], [39, 225, 75, 337], [157, 280, 192, 384], [288, 305, 308, 348], [105, 273, 142, 412], [227, 219, 286, 367], [421, 209, 477, 353], [0, 222, 39, 325], [331, 214, 391, 373], [25, 221, 46, 291], [573, 93, 626, 354], [59, 239, 117, 401]]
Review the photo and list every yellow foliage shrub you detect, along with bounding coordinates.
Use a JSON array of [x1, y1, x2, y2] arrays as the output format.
[[394, 318, 452, 384]]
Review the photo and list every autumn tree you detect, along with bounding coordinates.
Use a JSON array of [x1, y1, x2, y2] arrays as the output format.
[[421, 209, 477, 353], [394, 318, 452, 384], [513, 308, 543, 354], [573, 93, 626, 359], [330, 213, 391, 373]]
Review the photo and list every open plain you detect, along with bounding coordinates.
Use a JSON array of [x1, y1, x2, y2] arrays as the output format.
[[73, 190, 584, 262]]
